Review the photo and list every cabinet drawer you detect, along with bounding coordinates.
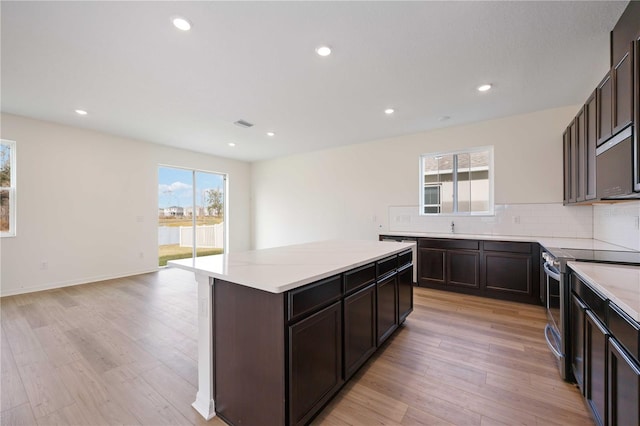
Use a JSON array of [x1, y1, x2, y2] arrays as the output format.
[[397, 250, 413, 269], [483, 241, 532, 254], [573, 275, 608, 323], [344, 263, 376, 294], [377, 255, 397, 278], [288, 275, 342, 322], [418, 238, 479, 250], [609, 302, 640, 363]]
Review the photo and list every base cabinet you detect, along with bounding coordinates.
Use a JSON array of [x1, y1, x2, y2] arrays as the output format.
[[343, 284, 376, 379], [608, 338, 640, 426], [585, 310, 609, 426], [398, 264, 413, 323], [571, 294, 587, 392], [415, 238, 539, 304], [289, 301, 343, 426], [377, 273, 398, 345]]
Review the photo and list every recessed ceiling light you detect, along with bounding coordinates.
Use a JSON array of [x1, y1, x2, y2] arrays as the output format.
[[172, 17, 192, 31], [315, 46, 332, 57], [266, 132, 275, 137], [477, 84, 492, 92], [75, 109, 88, 115], [228, 142, 236, 147], [384, 108, 395, 115]]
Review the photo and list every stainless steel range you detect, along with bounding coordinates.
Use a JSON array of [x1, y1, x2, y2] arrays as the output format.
[[541, 247, 640, 381]]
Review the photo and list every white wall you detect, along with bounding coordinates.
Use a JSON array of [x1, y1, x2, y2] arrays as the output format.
[[252, 106, 578, 249], [593, 201, 640, 251], [0, 113, 251, 296]]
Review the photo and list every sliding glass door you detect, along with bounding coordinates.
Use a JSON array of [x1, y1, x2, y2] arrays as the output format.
[[158, 166, 226, 266]]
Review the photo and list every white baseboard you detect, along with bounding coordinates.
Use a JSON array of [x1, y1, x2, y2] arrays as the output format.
[[0, 268, 160, 297]]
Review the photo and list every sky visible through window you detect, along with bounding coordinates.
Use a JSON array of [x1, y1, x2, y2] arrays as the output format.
[[158, 167, 224, 208]]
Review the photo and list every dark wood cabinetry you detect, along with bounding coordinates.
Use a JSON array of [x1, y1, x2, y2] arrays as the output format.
[[608, 338, 640, 426], [571, 294, 587, 392], [563, 128, 572, 205], [563, 96, 596, 205], [376, 272, 398, 345], [597, 72, 613, 146], [571, 270, 640, 426], [584, 92, 598, 200], [585, 309, 609, 426], [612, 45, 634, 134], [417, 238, 539, 304], [216, 248, 413, 426], [289, 301, 343, 426], [635, 36, 640, 193], [398, 264, 413, 323], [343, 283, 376, 380]]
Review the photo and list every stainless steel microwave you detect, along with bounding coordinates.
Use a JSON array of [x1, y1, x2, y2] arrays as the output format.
[[596, 126, 640, 199]]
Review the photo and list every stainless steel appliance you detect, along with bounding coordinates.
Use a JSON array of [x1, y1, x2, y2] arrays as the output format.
[[596, 127, 639, 199], [542, 247, 640, 381]]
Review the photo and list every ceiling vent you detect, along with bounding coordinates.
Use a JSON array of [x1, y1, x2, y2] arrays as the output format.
[[234, 119, 254, 128]]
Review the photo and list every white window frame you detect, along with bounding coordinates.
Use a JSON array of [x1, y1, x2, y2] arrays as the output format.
[[419, 146, 494, 216], [1, 139, 16, 237]]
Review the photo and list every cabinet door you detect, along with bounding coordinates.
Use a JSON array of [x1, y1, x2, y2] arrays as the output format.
[[585, 310, 609, 426], [635, 38, 640, 193], [398, 265, 413, 324], [484, 252, 532, 296], [343, 284, 376, 380], [576, 109, 586, 202], [571, 294, 587, 393], [584, 91, 598, 200], [613, 45, 633, 134], [597, 72, 613, 145], [563, 127, 572, 205], [608, 338, 640, 426], [377, 273, 398, 345], [289, 301, 343, 426], [570, 118, 579, 203], [447, 250, 480, 288], [418, 247, 446, 286]]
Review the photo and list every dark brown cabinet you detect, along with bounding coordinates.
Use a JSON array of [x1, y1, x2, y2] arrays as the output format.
[[612, 45, 634, 134], [289, 301, 343, 426], [597, 72, 613, 146], [584, 92, 598, 200], [608, 338, 640, 426], [398, 264, 413, 323], [563, 127, 572, 205], [635, 37, 640, 193], [571, 270, 640, 426], [416, 238, 539, 305], [376, 272, 398, 345], [571, 294, 587, 392], [343, 283, 376, 380], [585, 309, 609, 426]]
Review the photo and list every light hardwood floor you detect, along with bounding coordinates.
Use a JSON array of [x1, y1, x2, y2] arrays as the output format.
[[0, 269, 592, 425]]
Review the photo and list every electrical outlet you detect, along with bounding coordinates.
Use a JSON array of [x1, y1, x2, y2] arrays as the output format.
[[512, 216, 520, 224], [40, 261, 48, 270]]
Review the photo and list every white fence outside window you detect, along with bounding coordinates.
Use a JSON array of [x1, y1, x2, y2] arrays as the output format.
[[179, 223, 224, 248]]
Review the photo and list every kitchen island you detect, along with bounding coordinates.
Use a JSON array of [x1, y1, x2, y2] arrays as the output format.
[[169, 240, 415, 425]]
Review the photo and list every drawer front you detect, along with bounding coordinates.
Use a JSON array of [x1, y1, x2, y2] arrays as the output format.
[[397, 250, 413, 269], [418, 238, 479, 250], [609, 302, 640, 363], [344, 263, 376, 294], [483, 241, 532, 254], [288, 275, 342, 322], [573, 275, 608, 323], [377, 255, 397, 278]]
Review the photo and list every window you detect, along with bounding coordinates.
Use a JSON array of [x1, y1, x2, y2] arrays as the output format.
[[1, 140, 16, 237], [420, 146, 493, 215]]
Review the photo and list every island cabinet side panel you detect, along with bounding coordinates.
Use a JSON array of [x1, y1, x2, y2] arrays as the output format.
[[214, 279, 286, 426]]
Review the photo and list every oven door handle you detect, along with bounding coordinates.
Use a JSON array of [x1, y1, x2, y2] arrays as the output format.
[[544, 324, 564, 360], [543, 263, 561, 282]]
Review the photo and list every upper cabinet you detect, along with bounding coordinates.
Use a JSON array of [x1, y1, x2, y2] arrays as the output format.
[[564, 2, 639, 204]]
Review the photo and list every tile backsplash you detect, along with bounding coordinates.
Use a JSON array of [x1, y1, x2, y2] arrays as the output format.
[[389, 201, 640, 250], [593, 201, 640, 251]]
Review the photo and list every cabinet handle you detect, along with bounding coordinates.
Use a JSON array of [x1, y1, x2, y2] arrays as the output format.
[[544, 324, 564, 359]]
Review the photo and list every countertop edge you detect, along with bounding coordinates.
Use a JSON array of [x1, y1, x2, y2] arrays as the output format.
[[568, 261, 640, 323], [168, 241, 415, 294]]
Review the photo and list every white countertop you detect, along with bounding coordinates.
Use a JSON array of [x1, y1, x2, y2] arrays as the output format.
[[380, 232, 633, 251], [168, 240, 415, 294], [568, 261, 640, 323]]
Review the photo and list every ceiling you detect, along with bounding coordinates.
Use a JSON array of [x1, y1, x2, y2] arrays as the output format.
[[1, 1, 629, 163]]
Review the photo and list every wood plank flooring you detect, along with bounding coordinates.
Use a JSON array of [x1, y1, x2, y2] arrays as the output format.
[[0, 269, 592, 425]]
